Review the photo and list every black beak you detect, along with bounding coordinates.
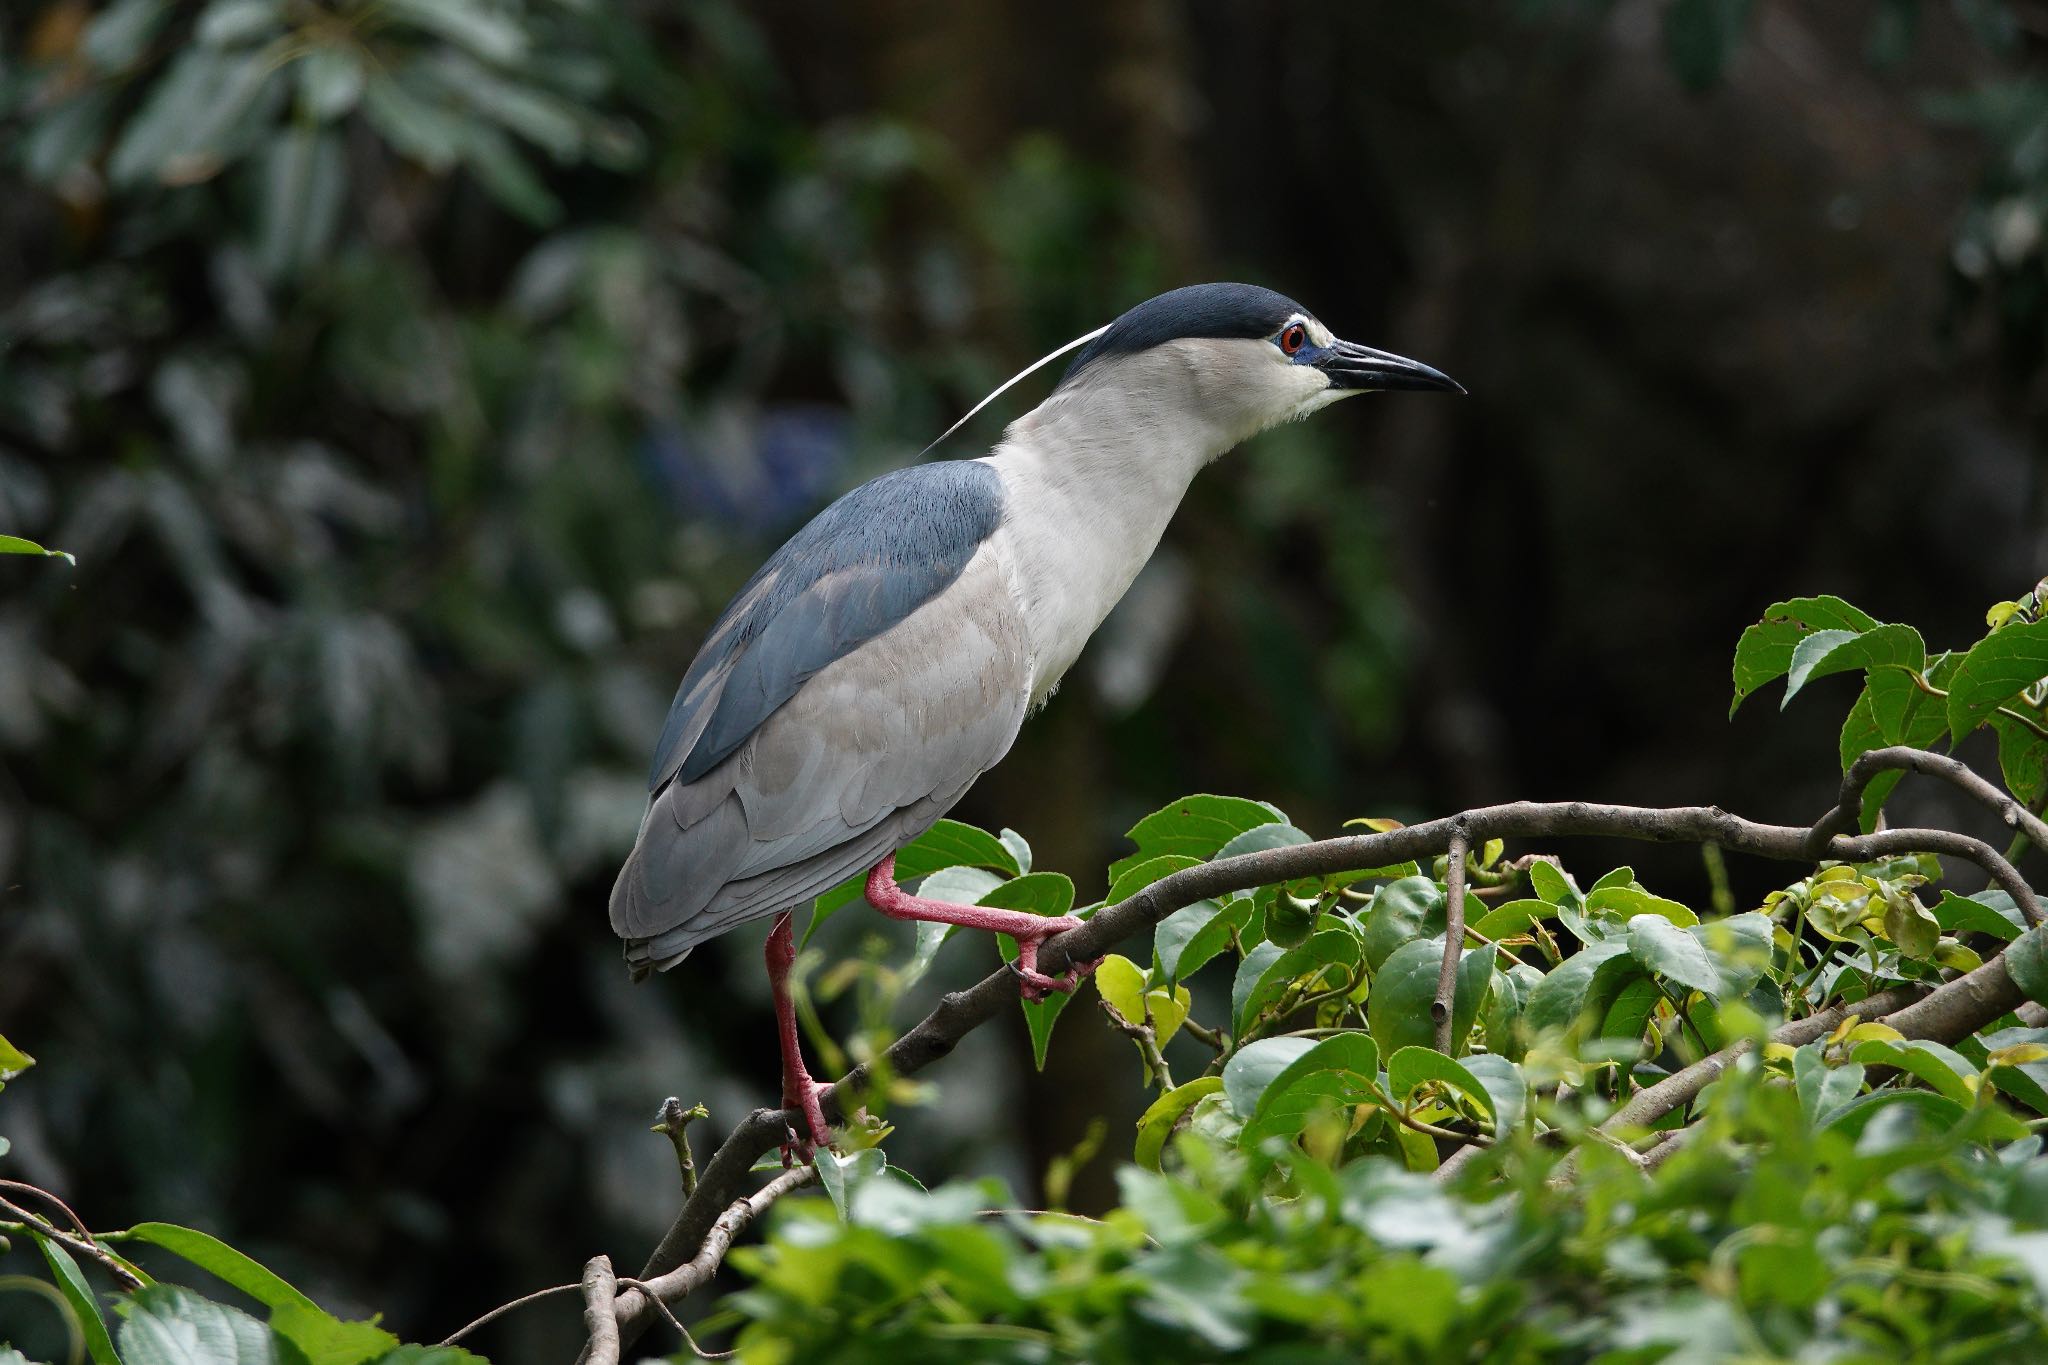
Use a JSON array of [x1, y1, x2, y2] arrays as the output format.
[[1318, 339, 1465, 394]]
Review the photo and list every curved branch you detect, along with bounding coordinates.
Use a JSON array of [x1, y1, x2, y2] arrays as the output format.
[[613, 792, 2040, 1349], [608, 1167, 816, 1340], [1809, 747, 2048, 907]]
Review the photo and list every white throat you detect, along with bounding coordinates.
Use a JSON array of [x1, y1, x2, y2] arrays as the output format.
[[976, 339, 1324, 703]]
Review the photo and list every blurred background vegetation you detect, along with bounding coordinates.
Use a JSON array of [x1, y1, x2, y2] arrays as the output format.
[[1, 0, 2045, 1358]]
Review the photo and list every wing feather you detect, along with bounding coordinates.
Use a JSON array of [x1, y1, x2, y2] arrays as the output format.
[[611, 540, 1032, 964]]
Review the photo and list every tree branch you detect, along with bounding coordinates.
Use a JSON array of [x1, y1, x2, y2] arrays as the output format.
[[581, 1256, 620, 1365], [606, 1166, 816, 1345], [609, 778, 2042, 1351], [1435, 826, 1470, 1053], [1809, 747, 2048, 918]]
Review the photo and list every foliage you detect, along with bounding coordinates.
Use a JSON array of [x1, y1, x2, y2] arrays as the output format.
[[17, 587, 2048, 1359], [724, 1066, 2048, 1362], [706, 584, 2048, 1358]]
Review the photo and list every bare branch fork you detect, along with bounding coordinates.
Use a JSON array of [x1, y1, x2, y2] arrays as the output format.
[[567, 753, 2040, 1355]]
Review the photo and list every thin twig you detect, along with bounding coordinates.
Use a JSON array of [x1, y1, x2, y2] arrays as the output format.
[[1180, 1018, 1227, 1052], [605, 1166, 817, 1349], [651, 1098, 711, 1200], [615, 1277, 734, 1360], [1370, 1081, 1493, 1150], [581, 1255, 620, 1365], [1435, 825, 1470, 1053], [0, 1197, 142, 1291], [441, 1281, 582, 1346], [1099, 999, 1173, 1090], [0, 1181, 92, 1241]]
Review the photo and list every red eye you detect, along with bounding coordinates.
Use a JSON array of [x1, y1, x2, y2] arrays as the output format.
[[1279, 323, 1307, 355]]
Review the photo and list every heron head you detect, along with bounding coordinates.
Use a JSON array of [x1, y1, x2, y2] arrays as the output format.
[[1058, 282, 1463, 442]]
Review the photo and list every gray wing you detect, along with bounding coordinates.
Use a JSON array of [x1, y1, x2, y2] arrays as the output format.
[[648, 460, 1005, 791], [612, 465, 1031, 970]]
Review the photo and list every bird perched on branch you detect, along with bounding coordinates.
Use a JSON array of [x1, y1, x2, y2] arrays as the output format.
[[611, 282, 1461, 1158]]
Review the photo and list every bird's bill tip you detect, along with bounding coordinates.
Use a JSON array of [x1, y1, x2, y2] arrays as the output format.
[[1321, 340, 1465, 395]]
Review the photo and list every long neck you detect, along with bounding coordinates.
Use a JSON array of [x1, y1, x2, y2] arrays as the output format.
[[980, 348, 1244, 700]]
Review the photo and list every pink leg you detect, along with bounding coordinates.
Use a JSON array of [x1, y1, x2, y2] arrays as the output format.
[[765, 911, 830, 1163], [865, 854, 1102, 1001]]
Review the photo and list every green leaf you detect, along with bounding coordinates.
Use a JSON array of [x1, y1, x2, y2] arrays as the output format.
[[1781, 623, 1925, 709], [1627, 915, 1722, 995], [1947, 619, 2048, 742], [1111, 794, 1287, 883], [1385, 1046, 1496, 1123], [196, 0, 280, 48], [384, 0, 529, 63], [1107, 854, 1202, 906], [997, 828, 1033, 874], [1242, 1034, 1382, 1146], [1154, 896, 1251, 985], [898, 821, 1024, 882], [1850, 1037, 1978, 1105], [1462, 1053, 1528, 1135], [33, 1234, 122, 1365], [1235, 928, 1363, 1036], [1601, 975, 1662, 1045], [0, 1033, 34, 1080], [0, 535, 74, 565], [813, 1147, 886, 1222], [1527, 860, 1581, 908], [1482, 963, 1542, 1061], [1588, 885, 1698, 928], [1471, 898, 1551, 939], [1095, 954, 1149, 1025], [108, 48, 280, 186], [1883, 891, 1942, 961], [254, 128, 346, 280], [1933, 889, 2025, 942], [1523, 940, 1642, 1040], [1220, 1037, 1316, 1118], [118, 1285, 276, 1365], [296, 46, 365, 122], [2007, 926, 2048, 1007], [1994, 713, 2048, 809], [124, 1223, 321, 1315], [1731, 595, 1880, 716], [1020, 989, 1071, 1072], [1793, 1045, 1865, 1127], [1134, 1078, 1224, 1170], [267, 1304, 396, 1365], [1688, 912, 1776, 996], [1231, 942, 1284, 1034], [1360, 875, 1444, 971], [1368, 938, 1494, 1058], [1590, 866, 1635, 893], [1214, 821, 1312, 860], [981, 874, 1080, 1067], [362, 69, 468, 170]]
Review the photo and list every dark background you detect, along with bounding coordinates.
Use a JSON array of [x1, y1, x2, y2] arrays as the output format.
[[2, 1, 2045, 1359]]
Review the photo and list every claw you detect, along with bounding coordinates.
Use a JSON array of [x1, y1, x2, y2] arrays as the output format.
[[778, 1076, 831, 1165]]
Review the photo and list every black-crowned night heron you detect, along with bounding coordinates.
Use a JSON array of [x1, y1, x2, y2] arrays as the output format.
[[611, 282, 1461, 1157]]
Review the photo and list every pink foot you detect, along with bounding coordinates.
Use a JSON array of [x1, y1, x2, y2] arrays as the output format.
[[865, 856, 1101, 1002], [1010, 919, 1104, 1001], [779, 1073, 831, 1166]]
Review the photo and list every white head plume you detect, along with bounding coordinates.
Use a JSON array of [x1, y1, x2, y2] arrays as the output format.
[[917, 323, 1112, 458]]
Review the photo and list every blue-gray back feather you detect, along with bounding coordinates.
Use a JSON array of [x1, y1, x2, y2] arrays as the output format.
[[649, 460, 1005, 791]]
